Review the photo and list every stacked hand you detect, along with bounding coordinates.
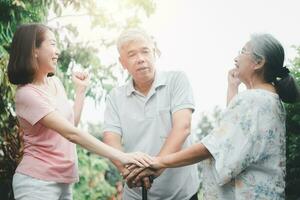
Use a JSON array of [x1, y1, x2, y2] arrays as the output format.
[[120, 152, 154, 169], [120, 157, 165, 190]]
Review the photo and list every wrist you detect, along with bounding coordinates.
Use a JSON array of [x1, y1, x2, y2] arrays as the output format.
[[228, 83, 239, 90], [75, 87, 87, 96], [158, 157, 168, 169]]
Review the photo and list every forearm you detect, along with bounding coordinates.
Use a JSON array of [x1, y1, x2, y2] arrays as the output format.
[[158, 127, 190, 156], [70, 129, 125, 161], [73, 90, 86, 126], [103, 133, 125, 172], [41, 113, 124, 161], [160, 143, 211, 168], [158, 109, 192, 156], [227, 86, 238, 106]]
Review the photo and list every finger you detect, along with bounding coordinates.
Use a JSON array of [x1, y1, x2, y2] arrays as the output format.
[[127, 164, 138, 171], [73, 72, 84, 80], [126, 180, 133, 188], [126, 167, 144, 183], [142, 177, 151, 190], [234, 71, 239, 77], [133, 152, 152, 167], [121, 168, 131, 178], [127, 179, 140, 188], [132, 157, 149, 168], [143, 155, 155, 165], [133, 169, 155, 184], [123, 166, 138, 179], [136, 180, 142, 187], [131, 159, 145, 168]]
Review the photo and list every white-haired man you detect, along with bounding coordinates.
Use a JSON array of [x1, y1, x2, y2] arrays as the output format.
[[103, 28, 199, 200]]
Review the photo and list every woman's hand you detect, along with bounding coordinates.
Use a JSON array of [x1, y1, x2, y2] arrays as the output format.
[[228, 68, 241, 89], [72, 71, 90, 93], [120, 152, 154, 168], [227, 68, 241, 105]]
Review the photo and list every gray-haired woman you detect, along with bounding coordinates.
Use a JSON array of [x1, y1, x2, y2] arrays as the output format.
[[148, 34, 300, 200]]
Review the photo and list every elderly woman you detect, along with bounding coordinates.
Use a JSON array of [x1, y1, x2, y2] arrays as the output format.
[[148, 34, 300, 199]]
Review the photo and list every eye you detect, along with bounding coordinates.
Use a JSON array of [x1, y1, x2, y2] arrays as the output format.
[[128, 53, 135, 57]]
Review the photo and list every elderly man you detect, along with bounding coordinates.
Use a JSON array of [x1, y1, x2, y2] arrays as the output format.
[[103, 28, 199, 200]]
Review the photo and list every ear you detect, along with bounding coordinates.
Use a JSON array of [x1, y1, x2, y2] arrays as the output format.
[[119, 56, 127, 70], [34, 49, 39, 58], [253, 58, 265, 70]]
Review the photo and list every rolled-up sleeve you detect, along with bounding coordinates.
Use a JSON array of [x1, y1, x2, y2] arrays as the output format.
[[103, 93, 122, 136], [170, 71, 195, 114]]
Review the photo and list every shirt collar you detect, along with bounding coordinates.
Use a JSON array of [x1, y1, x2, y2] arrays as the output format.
[[125, 71, 167, 96]]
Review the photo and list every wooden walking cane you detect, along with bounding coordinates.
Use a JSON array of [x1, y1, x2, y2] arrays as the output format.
[[142, 185, 147, 200], [142, 175, 155, 200]]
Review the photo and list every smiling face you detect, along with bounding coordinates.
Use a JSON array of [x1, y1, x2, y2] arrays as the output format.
[[119, 37, 156, 85], [35, 30, 59, 75], [234, 42, 260, 85]]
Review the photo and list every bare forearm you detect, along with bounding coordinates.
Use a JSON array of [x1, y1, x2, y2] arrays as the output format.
[[71, 130, 125, 161], [73, 90, 86, 126], [103, 134, 125, 172], [158, 109, 192, 156], [41, 113, 124, 161], [227, 86, 238, 106], [160, 143, 211, 168], [158, 128, 190, 156]]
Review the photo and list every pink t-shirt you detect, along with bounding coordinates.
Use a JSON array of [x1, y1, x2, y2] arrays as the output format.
[[15, 76, 79, 183]]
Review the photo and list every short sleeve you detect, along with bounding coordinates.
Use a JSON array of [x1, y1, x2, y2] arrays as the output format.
[[201, 92, 270, 185], [15, 87, 55, 126], [170, 71, 195, 114], [103, 93, 122, 135]]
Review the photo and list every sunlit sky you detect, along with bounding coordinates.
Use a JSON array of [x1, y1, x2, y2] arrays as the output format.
[[71, 0, 300, 128]]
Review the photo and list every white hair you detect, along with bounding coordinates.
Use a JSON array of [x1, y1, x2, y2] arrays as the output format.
[[116, 28, 155, 53]]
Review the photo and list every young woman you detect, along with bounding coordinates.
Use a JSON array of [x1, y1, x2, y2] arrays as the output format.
[[7, 24, 153, 200], [148, 34, 300, 199]]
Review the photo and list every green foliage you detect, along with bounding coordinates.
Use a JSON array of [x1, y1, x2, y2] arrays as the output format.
[[285, 47, 300, 200], [74, 147, 116, 200], [0, 1, 50, 199], [0, 0, 156, 199], [74, 122, 122, 200], [196, 106, 222, 140]]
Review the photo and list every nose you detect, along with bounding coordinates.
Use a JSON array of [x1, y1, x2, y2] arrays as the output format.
[[234, 55, 238, 63], [55, 47, 60, 56], [136, 53, 145, 63]]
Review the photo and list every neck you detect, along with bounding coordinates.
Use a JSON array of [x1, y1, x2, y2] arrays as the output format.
[[134, 78, 154, 96], [32, 72, 49, 85], [246, 76, 276, 93]]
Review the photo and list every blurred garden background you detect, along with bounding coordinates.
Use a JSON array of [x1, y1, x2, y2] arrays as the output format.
[[0, 0, 299, 199]]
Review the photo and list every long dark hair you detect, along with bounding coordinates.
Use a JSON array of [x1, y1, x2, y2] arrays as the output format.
[[7, 23, 50, 85], [250, 34, 300, 103]]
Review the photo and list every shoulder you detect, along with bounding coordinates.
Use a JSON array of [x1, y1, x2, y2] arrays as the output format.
[[162, 70, 188, 80], [16, 85, 39, 101], [107, 84, 127, 99], [238, 89, 277, 103], [229, 89, 279, 111], [159, 70, 190, 87]]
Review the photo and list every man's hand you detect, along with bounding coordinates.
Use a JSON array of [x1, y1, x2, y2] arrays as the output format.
[[123, 165, 164, 190]]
